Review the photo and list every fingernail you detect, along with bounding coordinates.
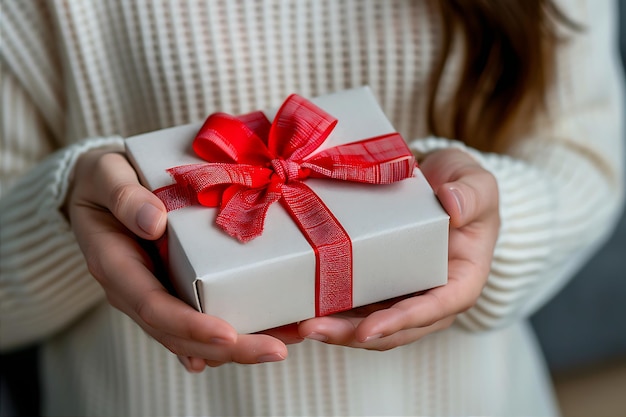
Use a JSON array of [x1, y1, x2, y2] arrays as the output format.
[[256, 353, 285, 363], [448, 187, 463, 216], [137, 203, 163, 235], [304, 332, 328, 342], [362, 333, 383, 343]]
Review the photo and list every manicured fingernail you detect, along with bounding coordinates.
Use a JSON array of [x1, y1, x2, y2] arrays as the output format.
[[256, 353, 285, 363], [137, 203, 163, 235], [448, 187, 463, 216], [304, 332, 328, 342], [362, 333, 383, 343]]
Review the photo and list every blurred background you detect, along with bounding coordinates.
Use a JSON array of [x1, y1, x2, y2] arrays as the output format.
[[1, 2, 625, 417], [529, 3, 626, 415], [532, 212, 626, 417]]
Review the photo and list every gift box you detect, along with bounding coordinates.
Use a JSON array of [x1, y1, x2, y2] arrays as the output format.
[[125, 87, 449, 334]]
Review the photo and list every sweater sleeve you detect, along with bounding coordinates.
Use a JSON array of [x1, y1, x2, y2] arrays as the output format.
[[410, 0, 625, 331], [0, 82, 124, 352], [0, 138, 124, 352], [0, 5, 125, 350]]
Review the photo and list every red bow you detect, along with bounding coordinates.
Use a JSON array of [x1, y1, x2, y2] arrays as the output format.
[[155, 94, 415, 316]]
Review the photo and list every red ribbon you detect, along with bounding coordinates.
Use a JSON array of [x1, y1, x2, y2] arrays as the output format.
[[155, 94, 416, 316]]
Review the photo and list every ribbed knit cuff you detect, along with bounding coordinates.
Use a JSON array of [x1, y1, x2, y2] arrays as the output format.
[[0, 136, 125, 350]]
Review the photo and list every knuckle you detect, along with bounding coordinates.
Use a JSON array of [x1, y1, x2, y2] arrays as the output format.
[[423, 292, 447, 326], [458, 300, 474, 314], [94, 152, 124, 175], [455, 291, 475, 313], [109, 182, 139, 217], [159, 334, 184, 356], [365, 337, 400, 352], [422, 316, 439, 328], [371, 343, 396, 352], [104, 294, 124, 312], [93, 153, 140, 215], [85, 252, 104, 282], [83, 244, 108, 284], [441, 318, 455, 330], [135, 291, 160, 329], [159, 334, 200, 361], [458, 287, 482, 314]]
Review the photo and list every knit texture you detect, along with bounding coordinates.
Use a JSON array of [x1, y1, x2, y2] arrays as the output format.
[[1, 0, 623, 415]]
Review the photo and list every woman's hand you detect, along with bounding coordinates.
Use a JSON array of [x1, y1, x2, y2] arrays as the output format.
[[67, 150, 292, 371], [297, 148, 500, 350]]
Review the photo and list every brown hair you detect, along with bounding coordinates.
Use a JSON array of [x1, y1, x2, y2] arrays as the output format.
[[429, 0, 579, 152]]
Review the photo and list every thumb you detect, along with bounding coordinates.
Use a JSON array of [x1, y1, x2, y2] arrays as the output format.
[[436, 182, 477, 228], [435, 168, 498, 229], [419, 149, 498, 229], [91, 152, 168, 240], [133, 195, 168, 239]]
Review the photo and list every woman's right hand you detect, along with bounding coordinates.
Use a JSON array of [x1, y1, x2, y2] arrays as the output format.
[[66, 149, 290, 371]]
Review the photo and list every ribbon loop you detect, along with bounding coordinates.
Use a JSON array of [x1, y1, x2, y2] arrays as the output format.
[[268, 94, 338, 160], [194, 113, 273, 165]]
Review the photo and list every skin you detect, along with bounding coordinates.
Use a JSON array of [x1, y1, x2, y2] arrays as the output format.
[[67, 147, 499, 372]]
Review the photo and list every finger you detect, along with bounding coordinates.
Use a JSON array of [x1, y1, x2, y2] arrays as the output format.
[[418, 149, 498, 228], [442, 168, 498, 228], [436, 180, 482, 228], [299, 315, 359, 345], [86, 152, 167, 240], [154, 332, 243, 362], [260, 323, 305, 345], [118, 290, 287, 364], [177, 356, 206, 373], [205, 359, 227, 368], [188, 356, 207, 372], [351, 316, 455, 351], [71, 186, 281, 365], [418, 148, 478, 190], [228, 334, 288, 364], [177, 355, 193, 372], [298, 297, 416, 344], [161, 325, 285, 365], [72, 206, 238, 345], [353, 260, 484, 342], [300, 314, 454, 350]]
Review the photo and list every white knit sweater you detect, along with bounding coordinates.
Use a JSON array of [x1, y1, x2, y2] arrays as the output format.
[[1, 0, 623, 416]]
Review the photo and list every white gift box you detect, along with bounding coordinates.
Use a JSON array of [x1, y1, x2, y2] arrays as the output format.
[[125, 87, 449, 334]]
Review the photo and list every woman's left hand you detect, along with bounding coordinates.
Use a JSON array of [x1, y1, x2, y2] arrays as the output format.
[[297, 148, 500, 350]]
